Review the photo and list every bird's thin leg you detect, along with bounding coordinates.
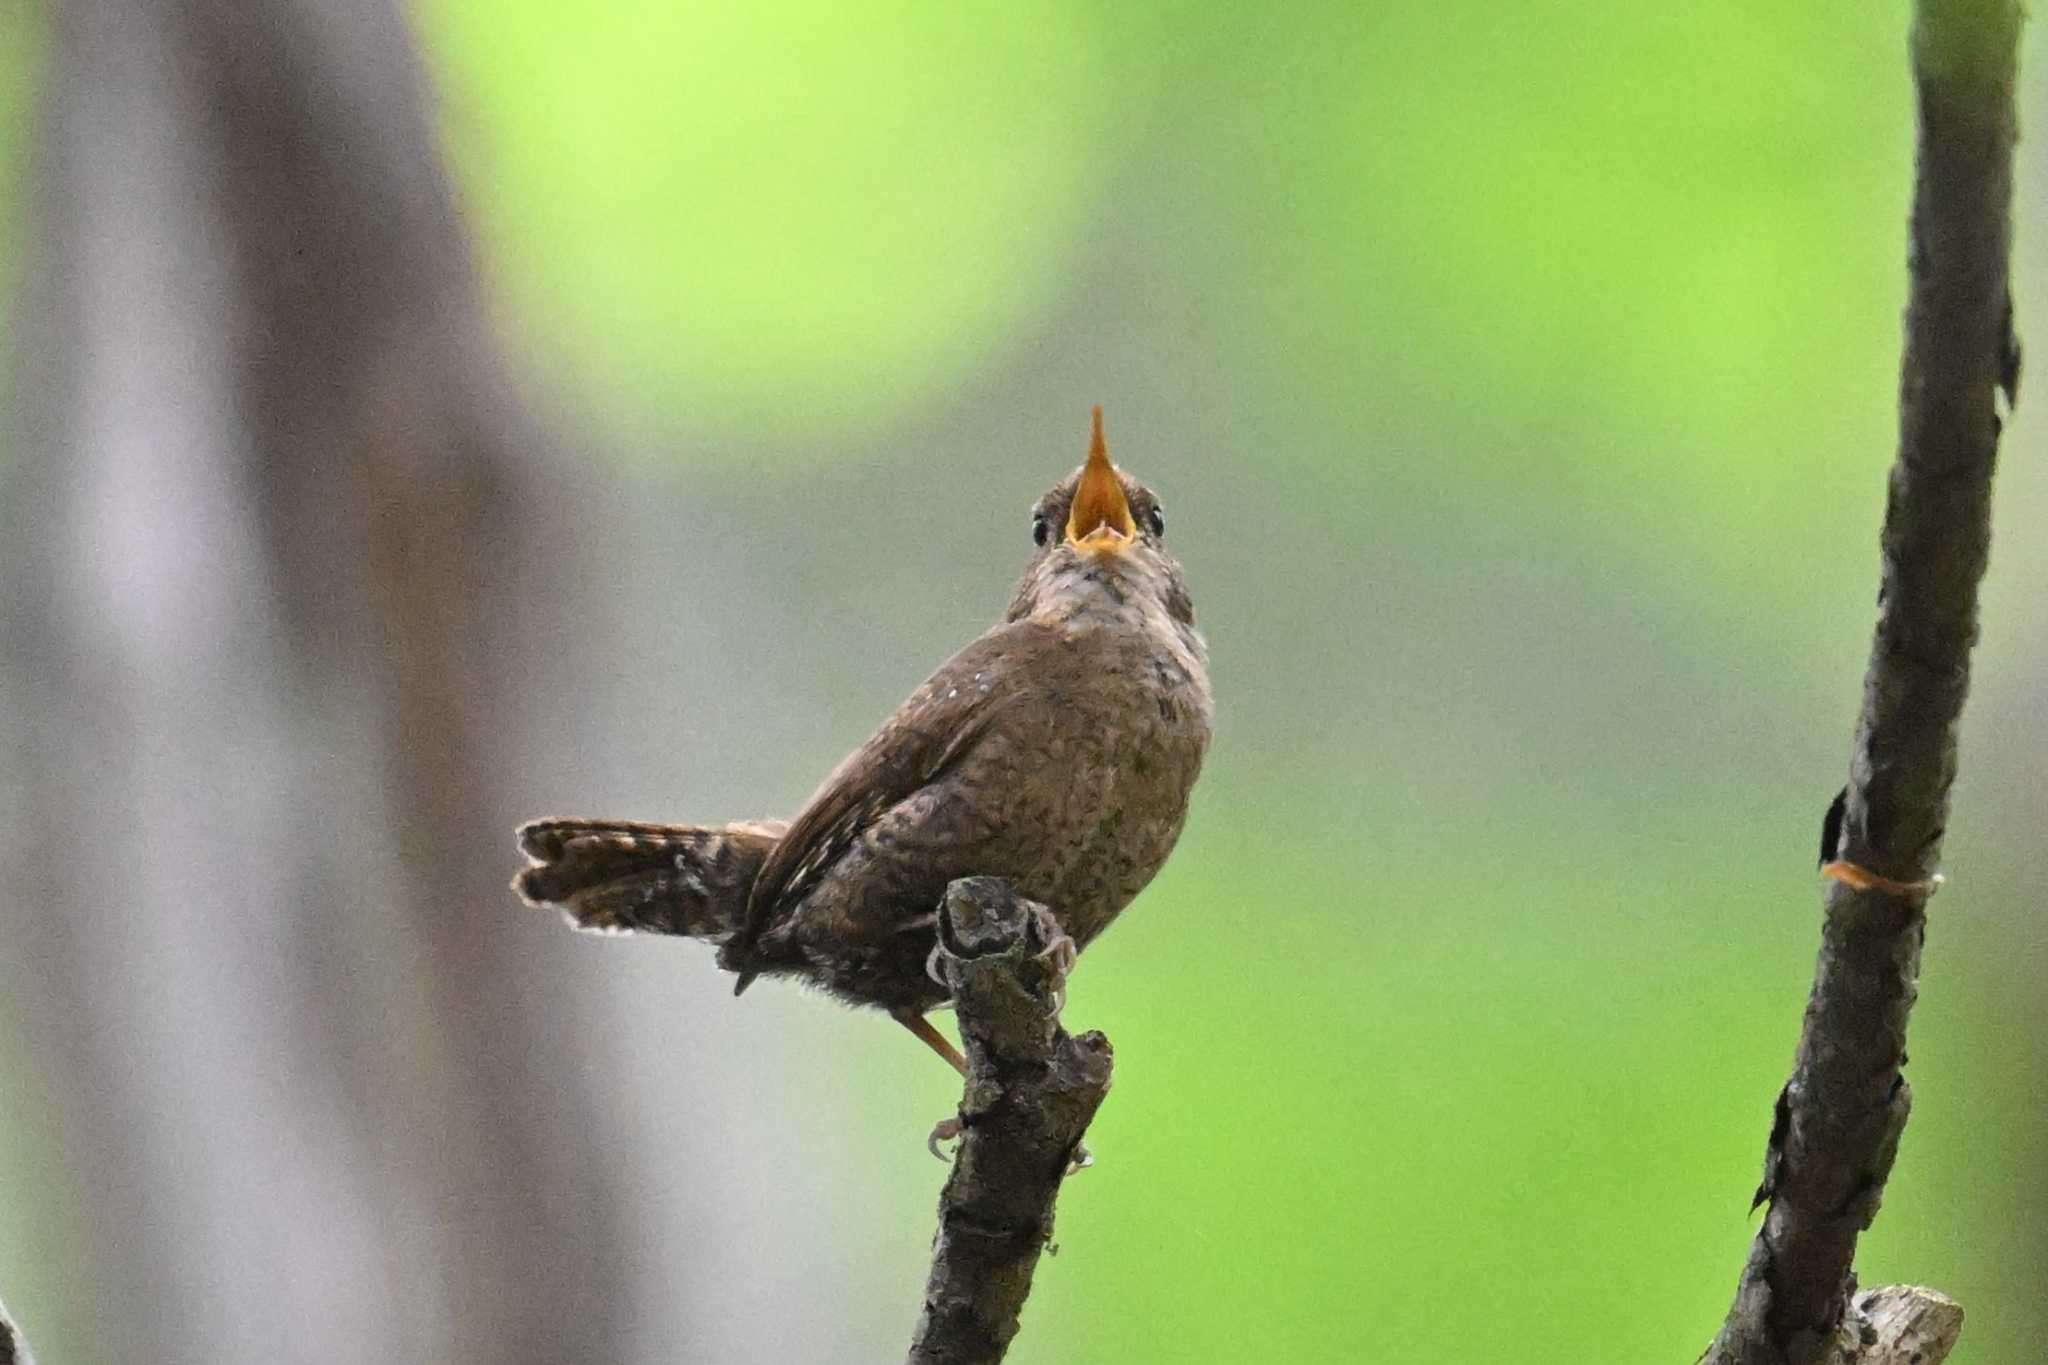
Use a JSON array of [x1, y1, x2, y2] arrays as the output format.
[[896, 1009, 967, 1076], [896, 1010, 971, 1160]]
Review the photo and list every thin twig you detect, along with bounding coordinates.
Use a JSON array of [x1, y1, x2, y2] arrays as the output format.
[[1, 1295, 33, 1365], [1703, 3, 2022, 1363], [907, 878, 1113, 1365]]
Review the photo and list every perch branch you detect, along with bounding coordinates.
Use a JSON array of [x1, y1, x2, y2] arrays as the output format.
[[907, 878, 1113, 1365], [1703, 3, 2021, 1363]]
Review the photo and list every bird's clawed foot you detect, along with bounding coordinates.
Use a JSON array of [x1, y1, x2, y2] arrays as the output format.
[[928, 1113, 963, 1161], [1032, 908, 1078, 980], [1030, 905, 1077, 1016], [927, 1112, 1093, 1175]]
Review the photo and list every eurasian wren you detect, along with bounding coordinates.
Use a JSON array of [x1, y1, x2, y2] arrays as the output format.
[[514, 409, 1212, 1071]]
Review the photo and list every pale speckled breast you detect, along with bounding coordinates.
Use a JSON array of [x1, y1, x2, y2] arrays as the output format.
[[768, 588, 1209, 1012], [1033, 615, 1211, 946]]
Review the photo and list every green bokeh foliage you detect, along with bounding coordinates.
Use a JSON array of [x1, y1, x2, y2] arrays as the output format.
[[416, 2, 2036, 1360], [0, 0, 2037, 1360]]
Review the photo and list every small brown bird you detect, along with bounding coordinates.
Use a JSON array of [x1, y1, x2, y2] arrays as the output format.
[[514, 409, 1212, 1077]]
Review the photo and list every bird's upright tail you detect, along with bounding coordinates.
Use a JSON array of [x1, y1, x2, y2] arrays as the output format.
[[513, 817, 786, 938]]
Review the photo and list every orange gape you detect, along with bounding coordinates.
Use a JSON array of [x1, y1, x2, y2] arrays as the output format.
[[1065, 406, 1138, 547]]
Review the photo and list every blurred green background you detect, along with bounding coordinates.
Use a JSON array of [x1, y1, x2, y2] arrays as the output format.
[[1, 1, 2042, 1362]]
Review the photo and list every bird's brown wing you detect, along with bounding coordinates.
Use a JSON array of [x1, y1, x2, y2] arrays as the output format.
[[722, 620, 1054, 974]]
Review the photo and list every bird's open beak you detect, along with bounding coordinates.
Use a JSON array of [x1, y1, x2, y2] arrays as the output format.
[[1065, 406, 1137, 555]]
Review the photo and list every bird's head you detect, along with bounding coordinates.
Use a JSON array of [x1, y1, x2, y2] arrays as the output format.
[[1006, 408, 1195, 628]]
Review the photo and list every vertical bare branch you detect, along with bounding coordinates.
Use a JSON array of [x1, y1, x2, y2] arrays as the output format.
[[1703, 3, 2022, 1363], [908, 879, 1113, 1365]]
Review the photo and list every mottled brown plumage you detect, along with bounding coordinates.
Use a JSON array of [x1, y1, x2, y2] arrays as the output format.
[[514, 410, 1211, 1053]]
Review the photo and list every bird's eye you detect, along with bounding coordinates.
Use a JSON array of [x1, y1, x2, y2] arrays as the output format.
[[1145, 505, 1166, 537], [1031, 514, 1050, 546]]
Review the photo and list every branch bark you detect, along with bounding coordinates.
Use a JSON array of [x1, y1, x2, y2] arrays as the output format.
[[907, 878, 1114, 1365], [1703, 3, 2022, 1363]]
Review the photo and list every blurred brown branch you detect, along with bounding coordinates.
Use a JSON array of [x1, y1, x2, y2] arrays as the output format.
[[908, 879, 1113, 1365], [3, 0, 633, 1358], [1701, 2, 2022, 1363]]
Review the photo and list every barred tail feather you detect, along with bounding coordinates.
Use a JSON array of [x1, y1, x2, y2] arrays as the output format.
[[513, 817, 785, 938]]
